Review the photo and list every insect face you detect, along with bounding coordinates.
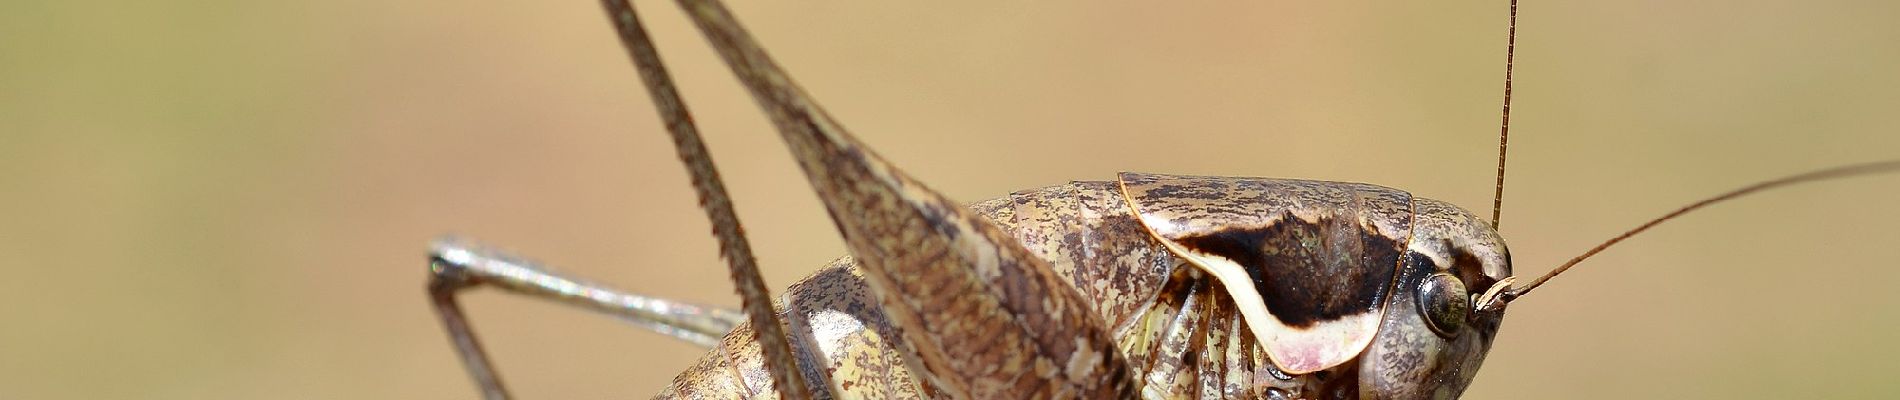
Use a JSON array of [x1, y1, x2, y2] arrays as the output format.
[[1361, 198, 1512, 399]]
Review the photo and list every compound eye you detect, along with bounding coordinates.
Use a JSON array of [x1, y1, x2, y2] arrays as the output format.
[[1416, 272, 1470, 338]]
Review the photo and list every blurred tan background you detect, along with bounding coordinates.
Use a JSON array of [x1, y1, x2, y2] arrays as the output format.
[[5, 1, 1900, 398]]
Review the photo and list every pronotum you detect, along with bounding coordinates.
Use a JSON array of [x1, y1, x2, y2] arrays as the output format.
[[423, 1, 1900, 398]]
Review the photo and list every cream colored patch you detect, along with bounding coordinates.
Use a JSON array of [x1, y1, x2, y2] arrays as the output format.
[[1065, 336, 1103, 382], [807, 308, 866, 360]]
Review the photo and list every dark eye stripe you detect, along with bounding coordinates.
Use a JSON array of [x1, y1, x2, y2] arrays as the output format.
[[1442, 240, 1497, 295]]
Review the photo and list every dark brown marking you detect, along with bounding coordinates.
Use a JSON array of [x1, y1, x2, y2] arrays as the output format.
[[1176, 213, 1404, 328], [1450, 243, 1495, 297]]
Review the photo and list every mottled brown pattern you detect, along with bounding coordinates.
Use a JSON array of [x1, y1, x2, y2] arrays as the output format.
[[1110, 266, 1178, 383], [1136, 272, 1207, 399], [1069, 182, 1183, 330], [1117, 173, 1413, 243], [981, 182, 1180, 332], [670, 1, 1132, 397]]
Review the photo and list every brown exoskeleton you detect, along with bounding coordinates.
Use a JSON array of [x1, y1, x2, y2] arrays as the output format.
[[427, 0, 1900, 398]]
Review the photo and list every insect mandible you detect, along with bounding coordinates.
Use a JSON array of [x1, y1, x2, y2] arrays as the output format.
[[427, 1, 1900, 398]]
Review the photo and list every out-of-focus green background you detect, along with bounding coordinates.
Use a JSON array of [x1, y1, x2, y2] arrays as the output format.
[[5, 1, 1900, 398]]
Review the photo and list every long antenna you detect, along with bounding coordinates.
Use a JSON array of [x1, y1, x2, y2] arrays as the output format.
[[1490, 0, 1520, 228], [1495, 160, 1900, 305]]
